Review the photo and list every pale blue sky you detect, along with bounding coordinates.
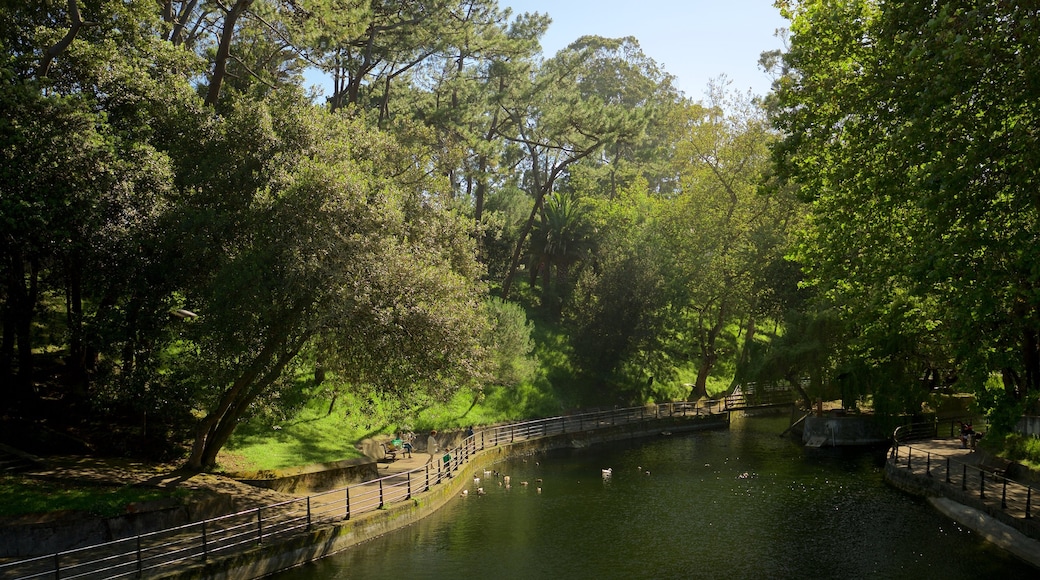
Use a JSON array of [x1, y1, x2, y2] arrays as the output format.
[[502, 0, 788, 98]]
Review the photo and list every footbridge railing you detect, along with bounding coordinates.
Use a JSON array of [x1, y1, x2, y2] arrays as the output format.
[[0, 402, 722, 580], [723, 383, 797, 411]]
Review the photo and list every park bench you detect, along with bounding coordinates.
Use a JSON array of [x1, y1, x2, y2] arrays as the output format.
[[978, 455, 1012, 478], [380, 440, 413, 462]]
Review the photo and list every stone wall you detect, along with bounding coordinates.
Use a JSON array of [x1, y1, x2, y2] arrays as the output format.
[[884, 458, 1040, 543], [0, 494, 236, 558], [232, 458, 379, 494], [803, 415, 887, 446]]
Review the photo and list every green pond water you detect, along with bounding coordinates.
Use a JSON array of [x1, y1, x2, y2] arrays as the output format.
[[276, 415, 1034, 579]]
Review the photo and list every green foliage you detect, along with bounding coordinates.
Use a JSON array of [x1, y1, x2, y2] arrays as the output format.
[[484, 298, 539, 388], [1, 0, 804, 472], [995, 433, 1040, 471], [772, 0, 1040, 419]]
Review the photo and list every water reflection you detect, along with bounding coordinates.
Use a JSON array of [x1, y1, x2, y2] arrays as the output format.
[[277, 415, 1032, 579]]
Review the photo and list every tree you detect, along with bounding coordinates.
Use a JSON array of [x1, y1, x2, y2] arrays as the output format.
[[0, 0, 194, 405], [771, 0, 1040, 418], [173, 94, 489, 470], [498, 36, 650, 298], [527, 191, 592, 308], [660, 86, 789, 399], [566, 178, 671, 400]]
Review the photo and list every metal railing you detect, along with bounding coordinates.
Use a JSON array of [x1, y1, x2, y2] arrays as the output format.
[[0, 401, 719, 580], [889, 441, 1036, 524], [723, 384, 796, 411], [893, 418, 980, 445]]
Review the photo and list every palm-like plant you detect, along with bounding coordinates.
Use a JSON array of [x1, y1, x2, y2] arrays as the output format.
[[528, 192, 591, 296]]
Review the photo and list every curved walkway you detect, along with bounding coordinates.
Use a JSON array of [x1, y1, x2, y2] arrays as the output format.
[[886, 438, 1040, 568], [0, 404, 725, 579]]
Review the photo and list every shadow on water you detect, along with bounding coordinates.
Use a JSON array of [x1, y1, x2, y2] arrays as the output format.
[[276, 415, 1034, 579]]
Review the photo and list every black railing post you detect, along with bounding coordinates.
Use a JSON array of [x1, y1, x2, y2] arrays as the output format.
[[907, 448, 912, 470], [201, 521, 208, 559], [980, 470, 986, 499], [1027, 487, 1033, 519], [962, 464, 967, 491], [425, 463, 430, 491], [307, 497, 312, 529], [257, 507, 264, 544], [379, 479, 385, 508], [926, 452, 932, 477], [407, 471, 412, 499], [1001, 477, 1008, 509], [345, 488, 351, 520], [946, 457, 951, 484], [136, 535, 143, 577]]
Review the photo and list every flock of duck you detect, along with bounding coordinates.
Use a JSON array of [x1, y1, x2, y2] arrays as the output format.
[[461, 467, 545, 497], [460, 462, 653, 498]]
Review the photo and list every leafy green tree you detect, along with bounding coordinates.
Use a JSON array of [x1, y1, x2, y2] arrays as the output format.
[[560, 36, 683, 199], [169, 94, 490, 470], [660, 88, 788, 399], [771, 0, 1040, 418], [497, 37, 650, 298], [566, 179, 671, 399], [0, 0, 196, 406], [484, 297, 538, 388]]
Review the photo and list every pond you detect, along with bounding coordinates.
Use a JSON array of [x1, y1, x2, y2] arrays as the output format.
[[276, 415, 1033, 578]]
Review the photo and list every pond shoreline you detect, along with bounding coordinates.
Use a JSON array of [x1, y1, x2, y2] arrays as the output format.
[[160, 413, 730, 579]]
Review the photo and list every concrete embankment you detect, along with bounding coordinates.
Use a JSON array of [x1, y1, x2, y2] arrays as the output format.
[[160, 413, 728, 579], [884, 441, 1040, 570]]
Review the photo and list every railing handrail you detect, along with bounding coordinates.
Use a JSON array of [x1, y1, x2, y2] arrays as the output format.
[[893, 417, 978, 444], [0, 401, 722, 578], [889, 440, 1036, 525]]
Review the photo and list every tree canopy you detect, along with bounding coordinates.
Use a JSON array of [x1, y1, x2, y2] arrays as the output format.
[[23, 0, 1033, 469], [770, 0, 1040, 426]]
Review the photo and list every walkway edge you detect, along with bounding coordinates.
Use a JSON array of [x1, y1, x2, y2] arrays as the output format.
[[927, 497, 1040, 568]]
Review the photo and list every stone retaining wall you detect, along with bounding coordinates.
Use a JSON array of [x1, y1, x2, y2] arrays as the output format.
[[231, 458, 379, 494], [0, 493, 238, 558], [884, 458, 1040, 542]]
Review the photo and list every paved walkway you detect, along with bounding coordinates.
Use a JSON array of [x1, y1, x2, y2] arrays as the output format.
[[2, 450, 450, 579], [891, 437, 1040, 568]]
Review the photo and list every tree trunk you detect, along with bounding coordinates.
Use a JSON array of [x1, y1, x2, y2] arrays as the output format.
[[692, 300, 728, 399], [38, 0, 87, 78], [195, 341, 303, 470], [185, 321, 309, 471], [65, 255, 89, 397], [501, 144, 546, 298], [1022, 325, 1040, 395], [204, 0, 254, 107], [5, 253, 39, 400], [730, 317, 756, 390]]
